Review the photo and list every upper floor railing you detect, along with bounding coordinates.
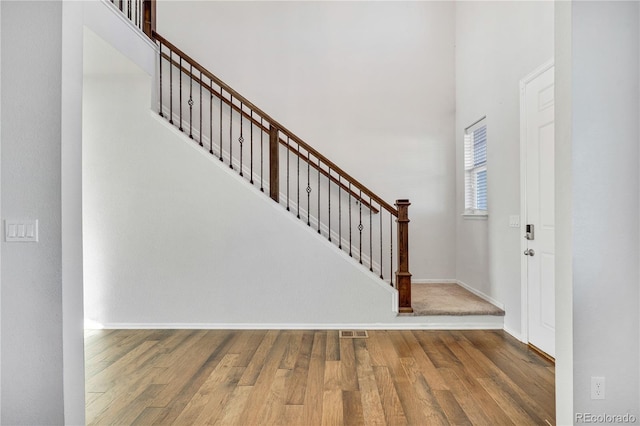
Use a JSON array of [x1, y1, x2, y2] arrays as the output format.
[[109, 0, 156, 38], [108, 0, 412, 313]]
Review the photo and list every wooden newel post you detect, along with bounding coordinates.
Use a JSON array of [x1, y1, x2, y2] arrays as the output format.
[[395, 199, 413, 313], [143, 0, 156, 39], [269, 124, 280, 202]]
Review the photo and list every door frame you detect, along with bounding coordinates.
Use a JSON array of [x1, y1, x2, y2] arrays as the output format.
[[519, 59, 554, 345]]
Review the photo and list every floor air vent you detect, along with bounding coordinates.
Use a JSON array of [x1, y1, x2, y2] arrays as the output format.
[[339, 330, 368, 339]]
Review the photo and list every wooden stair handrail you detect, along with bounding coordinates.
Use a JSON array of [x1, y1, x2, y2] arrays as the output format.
[[153, 31, 397, 216], [158, 50, 381, 214]]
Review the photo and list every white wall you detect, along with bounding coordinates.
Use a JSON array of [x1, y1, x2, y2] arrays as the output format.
[[554, 1, 573, 423], [455, 1, 554, 336], [82, 33, 399, 327], [1, 2, 65, 423], [0, 2, 3, 421], [569, 1, 639, 417], [156, 1, 457, 281], [83, 0, 156, 77], [61, 2, 86, 423]]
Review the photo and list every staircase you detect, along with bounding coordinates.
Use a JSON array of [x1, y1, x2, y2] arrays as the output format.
[[108, 0, 413, 313]]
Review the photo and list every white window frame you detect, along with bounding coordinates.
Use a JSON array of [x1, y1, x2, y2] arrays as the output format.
[[463, 116, 488, 217]]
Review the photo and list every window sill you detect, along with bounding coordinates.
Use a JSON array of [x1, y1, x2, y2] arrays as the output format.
[[462, 212, 488, 220]]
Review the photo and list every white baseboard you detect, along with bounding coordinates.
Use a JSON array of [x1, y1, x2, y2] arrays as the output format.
[[97, 323, 379, 330], [91, 315, 503, 331], [503, 325, 525, 342], [412, 279, 458, 284]]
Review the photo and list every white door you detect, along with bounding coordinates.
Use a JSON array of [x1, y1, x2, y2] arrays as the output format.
[[521, 63, 555, 358]]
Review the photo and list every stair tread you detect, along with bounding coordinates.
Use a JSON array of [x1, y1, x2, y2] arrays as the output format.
[[403, 283, 505, 317]]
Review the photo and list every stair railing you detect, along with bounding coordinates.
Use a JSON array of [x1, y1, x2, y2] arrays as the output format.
[[105, 0, 412, 313], [108, 0, 155, 37]]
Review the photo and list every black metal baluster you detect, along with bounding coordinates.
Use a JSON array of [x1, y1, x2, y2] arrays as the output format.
[[209, 80, 213, 155], [390, 214, 394, 286], [260, 117, 264, 192], [229, 95, 233, 169], [219, 88, 223, 161], [239, 103, 244, 176], [306, 152, 311, 226], [188, 65, 193, 139], [286, 136, 290, 211], [349, 182, 352, 257], [338, 176, 342, 249], [317, 158, 321, 234], [358, 190, 363, 264], [369, 196, 373, 272], [250, 111, 254, 184], [169, 50, 173, 124], [380, 207, 384, 279], [199, 72, 203, 146], [158, 41, 163, 117], [328, 167, 331, 242], [179, 56, 183, 131], [296, 145, 300, 219]]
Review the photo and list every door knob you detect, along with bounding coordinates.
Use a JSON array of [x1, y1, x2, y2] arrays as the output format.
[[523, 249, 535, 256]]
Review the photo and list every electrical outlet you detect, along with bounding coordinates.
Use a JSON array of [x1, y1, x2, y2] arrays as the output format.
[[591, 376, 605, 400]]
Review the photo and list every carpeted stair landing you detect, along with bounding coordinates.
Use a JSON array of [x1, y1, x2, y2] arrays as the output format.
[[403, 283, 505, 317]]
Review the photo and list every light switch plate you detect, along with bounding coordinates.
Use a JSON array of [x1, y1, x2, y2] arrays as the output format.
[[5, 220, 38, 242], [509, 215, 520, 228]]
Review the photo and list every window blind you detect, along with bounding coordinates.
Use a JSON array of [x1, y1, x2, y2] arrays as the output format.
[[464, 119, 487, 213]]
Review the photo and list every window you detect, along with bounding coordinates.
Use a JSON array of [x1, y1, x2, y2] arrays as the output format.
[[464, 117, 487, 215]]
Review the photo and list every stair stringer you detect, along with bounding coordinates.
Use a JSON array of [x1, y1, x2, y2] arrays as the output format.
[[158, 104, 392, 279]]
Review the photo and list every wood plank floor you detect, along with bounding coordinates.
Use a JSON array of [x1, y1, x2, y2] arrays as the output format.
[[85, 329, 555, 425]]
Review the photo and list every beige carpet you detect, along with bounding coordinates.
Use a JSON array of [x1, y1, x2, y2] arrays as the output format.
[[403, 283, 505, 316]]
